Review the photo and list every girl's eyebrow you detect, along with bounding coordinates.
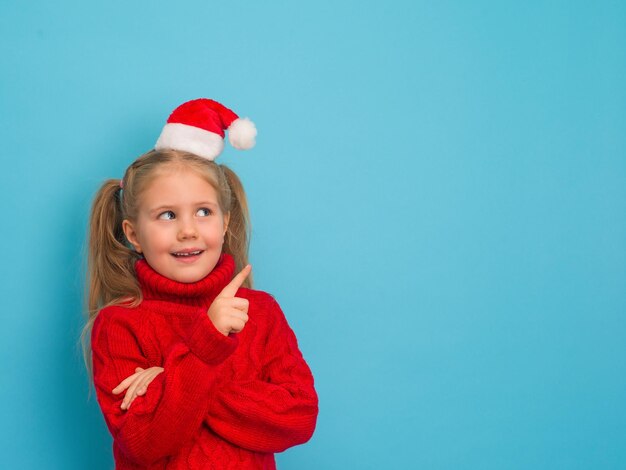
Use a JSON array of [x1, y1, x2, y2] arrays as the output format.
[[194, 201, 219, 207], [149, 205, 172, 215]]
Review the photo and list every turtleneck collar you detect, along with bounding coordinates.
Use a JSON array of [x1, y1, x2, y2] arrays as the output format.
[[134, 253, 235, 309]]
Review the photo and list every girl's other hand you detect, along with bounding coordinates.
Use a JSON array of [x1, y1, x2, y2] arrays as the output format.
[[112, 366, 164, 410], [207, 265, 252, 336]]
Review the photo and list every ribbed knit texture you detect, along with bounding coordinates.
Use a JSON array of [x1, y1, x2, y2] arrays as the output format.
[[91, 254, 319, 469]]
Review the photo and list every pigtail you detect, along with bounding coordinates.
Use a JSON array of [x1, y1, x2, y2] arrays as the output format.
[[80, 179, 142, 384], [87, 179, 142, 312], [220, 165, 253, 288]]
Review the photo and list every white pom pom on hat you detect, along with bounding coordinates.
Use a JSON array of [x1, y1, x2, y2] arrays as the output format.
[[155, 98, 257, 161]]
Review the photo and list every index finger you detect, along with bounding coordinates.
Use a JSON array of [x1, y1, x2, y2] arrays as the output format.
[[219, 264, 252, 298]]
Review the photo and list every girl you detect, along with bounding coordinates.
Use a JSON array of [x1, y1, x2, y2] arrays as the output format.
[[81, 98, 319, 469]]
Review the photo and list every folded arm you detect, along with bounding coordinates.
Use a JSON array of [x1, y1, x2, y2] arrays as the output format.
[[92, 307, 237, 466], [205, 296, 319, 453]]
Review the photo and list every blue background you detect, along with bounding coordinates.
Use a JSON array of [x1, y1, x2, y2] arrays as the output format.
[[1, 1, 625, 468]]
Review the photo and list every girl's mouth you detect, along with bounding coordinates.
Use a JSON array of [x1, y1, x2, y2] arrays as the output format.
[[172, 250, 203, 257], [171, 250, 204, 262]]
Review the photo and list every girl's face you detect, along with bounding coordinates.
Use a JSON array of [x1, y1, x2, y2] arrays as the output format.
[[122, 167, 230, 283]]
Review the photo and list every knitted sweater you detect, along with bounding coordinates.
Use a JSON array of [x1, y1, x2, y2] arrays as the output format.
[[91, 254, 319, 469]]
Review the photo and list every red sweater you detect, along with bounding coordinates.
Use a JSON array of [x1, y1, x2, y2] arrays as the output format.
[[91, 254, 319, 469]]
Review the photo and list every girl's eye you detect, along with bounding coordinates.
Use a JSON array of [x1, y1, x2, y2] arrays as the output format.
[[197, 208, 212, 217], [158, 211, 175, 220]]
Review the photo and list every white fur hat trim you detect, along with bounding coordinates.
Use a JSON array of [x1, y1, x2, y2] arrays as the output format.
[[155, 123, 225, 161]]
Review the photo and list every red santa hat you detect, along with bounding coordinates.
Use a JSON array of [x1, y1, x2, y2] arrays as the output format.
[[155, 98, 257, 161]]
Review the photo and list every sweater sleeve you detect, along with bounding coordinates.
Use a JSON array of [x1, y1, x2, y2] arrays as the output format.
[[91, 306, 238, 466], [204, 295, 319, 453]]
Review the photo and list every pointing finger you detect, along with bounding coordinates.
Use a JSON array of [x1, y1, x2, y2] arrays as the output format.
[[219, 264, 251, 298]]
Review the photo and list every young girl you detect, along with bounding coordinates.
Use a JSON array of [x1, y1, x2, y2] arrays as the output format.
[[82, 98, 319, 469]]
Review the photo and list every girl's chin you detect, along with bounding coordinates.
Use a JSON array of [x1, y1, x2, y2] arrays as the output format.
[[145, 254, 220, 283], [168, 263, 219, 283]]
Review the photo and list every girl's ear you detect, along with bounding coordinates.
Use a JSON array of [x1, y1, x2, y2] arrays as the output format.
[[122, 219, 143, 253]]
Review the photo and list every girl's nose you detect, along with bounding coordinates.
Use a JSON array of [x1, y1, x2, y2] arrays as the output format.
[[177, 219, 198, 240]]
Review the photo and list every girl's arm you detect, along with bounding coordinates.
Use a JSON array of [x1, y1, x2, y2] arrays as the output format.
[[204, 295, 319, 453], [91, 306, 237, 466]]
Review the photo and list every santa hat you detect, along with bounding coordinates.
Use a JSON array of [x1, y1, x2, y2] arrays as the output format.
[[155, 98, 257, 161]]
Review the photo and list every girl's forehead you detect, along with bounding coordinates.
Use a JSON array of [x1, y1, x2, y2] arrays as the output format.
[[140, 167, 219, 203]]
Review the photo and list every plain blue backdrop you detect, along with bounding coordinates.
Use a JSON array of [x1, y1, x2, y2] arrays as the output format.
[[1, 1, 625, 468]]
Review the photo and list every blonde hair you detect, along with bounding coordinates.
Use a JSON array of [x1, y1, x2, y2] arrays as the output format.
[[79, 148, 252, 385]]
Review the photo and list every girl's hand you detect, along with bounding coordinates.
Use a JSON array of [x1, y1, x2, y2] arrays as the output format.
[[112, 366, 164, 410], [208, 265, 252, 336]]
